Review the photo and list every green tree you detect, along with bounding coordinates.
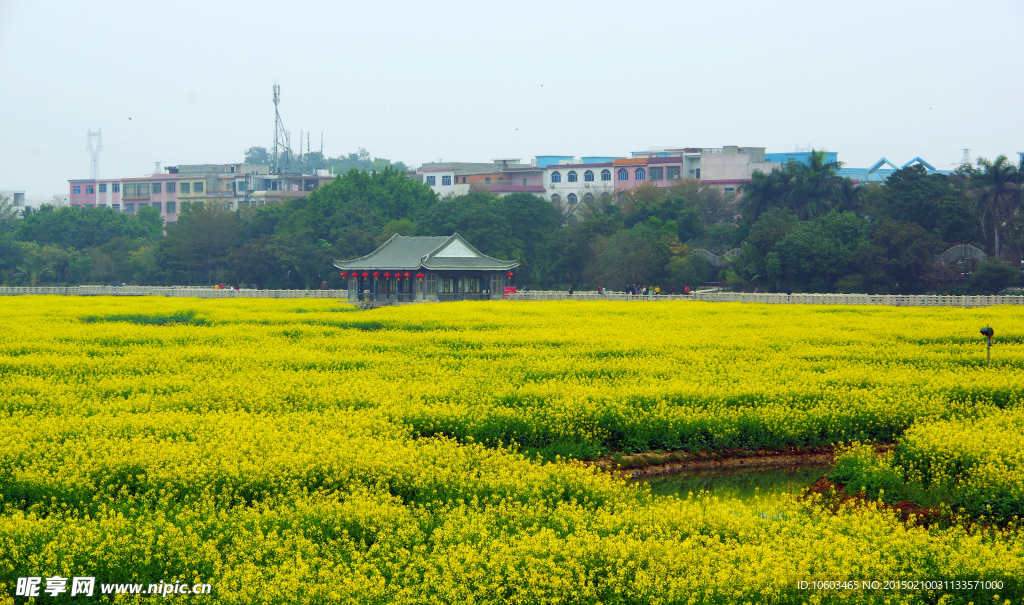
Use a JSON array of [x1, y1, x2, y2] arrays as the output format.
[[742, 151, 858, 222], [158, 206, 239, 285], [858, 219, 943, 293], [0, 194, 18, 235], [970, 155, 1022, 258], [244, 146, 271, 164], [14, 242, 51, 286], [592, 225, 670, 289], [966, 259, 1020, 294], [16, 206, 162, 250], [882, 165, 976, 244], [227, 237, 284, 289], [774, 210, 868, 291]]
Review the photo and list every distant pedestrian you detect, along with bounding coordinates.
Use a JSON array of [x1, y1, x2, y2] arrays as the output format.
[[685, 285, 690, 295], [787, 287, 793, 296]]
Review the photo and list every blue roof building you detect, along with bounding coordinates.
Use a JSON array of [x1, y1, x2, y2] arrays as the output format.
[[764, 151, 838, 165], [837, 157, 952, 183]]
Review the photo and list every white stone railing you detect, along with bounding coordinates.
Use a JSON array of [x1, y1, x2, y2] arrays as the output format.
[[0, 286, 349, 299], [1, 286, 1021, 307], [509, 291, 1024, 307]]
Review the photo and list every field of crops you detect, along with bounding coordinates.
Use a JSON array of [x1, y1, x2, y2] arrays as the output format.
[[1, 297, 1023, 604]]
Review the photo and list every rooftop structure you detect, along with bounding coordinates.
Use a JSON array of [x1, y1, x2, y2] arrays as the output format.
[[68, 163, 335, 223], [837, 157, 952, 183]]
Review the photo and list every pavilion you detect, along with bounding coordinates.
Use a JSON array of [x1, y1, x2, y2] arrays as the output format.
[[334, 233, 519, 302]]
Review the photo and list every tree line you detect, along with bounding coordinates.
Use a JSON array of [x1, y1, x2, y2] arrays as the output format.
[[1, 151, 1021, 294]]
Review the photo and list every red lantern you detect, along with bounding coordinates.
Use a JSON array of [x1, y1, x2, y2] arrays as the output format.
[[506, 272, 513, 278], [340, 272, 347, 278], [361, 272, 368, 278], [404, 272, 410, 278], [416, 273, 424, 280], [384, 272, 391, 278], [372, 272, 379, 278]]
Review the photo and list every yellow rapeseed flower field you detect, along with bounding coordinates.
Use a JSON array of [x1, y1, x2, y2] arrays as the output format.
[[0, 296, 1022, 604]]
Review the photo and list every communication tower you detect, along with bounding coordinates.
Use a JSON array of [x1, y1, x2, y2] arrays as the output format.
[[87, 129, 102, 179]]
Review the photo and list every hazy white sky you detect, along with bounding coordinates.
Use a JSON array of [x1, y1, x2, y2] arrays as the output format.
[[1, 0, 1022, 196]]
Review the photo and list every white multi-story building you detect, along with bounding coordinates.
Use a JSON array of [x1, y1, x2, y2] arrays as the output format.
[[543, 160, 616, 210]]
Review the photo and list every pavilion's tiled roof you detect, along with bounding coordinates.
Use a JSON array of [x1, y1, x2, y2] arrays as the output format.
[[334, 234, 519, 271]]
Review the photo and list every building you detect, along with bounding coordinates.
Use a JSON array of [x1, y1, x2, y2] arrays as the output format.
[[67, 163, 335, 224], [764, 150, 839, 165], [544, 161, 616, 209], [334, 233, 519, 302], [417, 159, 535, 198], [698, 146, 780, 193], [837, 157, 952, 184]]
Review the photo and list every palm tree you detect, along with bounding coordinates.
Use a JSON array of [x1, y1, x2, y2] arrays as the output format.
[[970, 155, 1022, 258], [741, 150, 855, 222]]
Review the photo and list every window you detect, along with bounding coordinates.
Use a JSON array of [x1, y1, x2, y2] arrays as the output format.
[[584, 170, 594, 182], [695, 168, 701, 179], [72, 203, 81, 208], [461, 177, 466, 184], [235, 181, 245, 191], [194, 182, 203, 193], [522, 179, 527, 186], [180, 183, 190, 193], [551, 194, 561, 205], [441, 175, 451, 186], [584, 192, 594, 203], [72, 186, 81, 195], [617, 169, 628, 181], [84, 203, 94, 208], [152, 183, 162, 194], [112, 183, 120, 193], [426, 176, 436, 186], [124, 183, 137, 197], [649, 167, 663, 180], [137, 183, 149, 196], [166, 202, 176, 213], [567, 170, 577, 183], [724, 187, 735, 193], [151, 202, 161, 212], [567, 193, 578, 205], [635, 168, 646, 180], [550, 171, 561, 183], [485, 177, 491, 184], [124, 203, 135, 212], [498, 178, 503, 185], [180, 202, 190, 211], [601, 169, 611, 181], [138, 203, 148, 208], [86, 185, 94, 194], [112, 204, 120, 210], [667, 166, 680, 180], [99, 184, 107, 193], [225, 202, 233, 210], [98, 204, 107, 208]]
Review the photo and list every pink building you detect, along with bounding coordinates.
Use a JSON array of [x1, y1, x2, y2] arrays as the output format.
[[147, 173, 179, 224], [612, 157, 686, 193], [69, 179, 121, 208]]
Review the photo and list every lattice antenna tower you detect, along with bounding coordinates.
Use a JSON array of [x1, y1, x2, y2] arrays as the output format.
[[960, 148, 972, 168], [273, 84, 287, 174], [87, 129, 102, 179]]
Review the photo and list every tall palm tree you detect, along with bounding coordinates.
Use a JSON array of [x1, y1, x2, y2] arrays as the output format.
[[970, 155, 1022, 258]]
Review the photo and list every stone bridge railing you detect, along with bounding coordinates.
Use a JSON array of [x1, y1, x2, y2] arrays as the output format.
[[0, 286, 349, 299], [2, 286, 1021, 307], [510, 291, 1024, 307]]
